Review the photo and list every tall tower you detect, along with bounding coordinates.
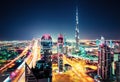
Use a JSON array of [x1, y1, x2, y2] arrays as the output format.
[[97, 37, 113, 81], [116, 54, 120, 82], [115, 43, 120, 82], [75, 6, 79, 50], [57, 34, 64, 72]]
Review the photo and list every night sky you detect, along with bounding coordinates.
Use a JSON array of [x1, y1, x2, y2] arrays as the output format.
[[0, 0, 120, 40]]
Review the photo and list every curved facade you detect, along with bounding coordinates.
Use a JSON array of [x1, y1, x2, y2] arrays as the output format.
[[41, 34, 52, 50]]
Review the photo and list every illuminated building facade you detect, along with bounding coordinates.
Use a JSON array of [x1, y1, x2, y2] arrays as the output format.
[[41, 34, 52, 50], [57, 34, 64, 72], [75, 7, 79, 50], [98, 41, 113, 80], [38, 34, 52, 81], [115, 54, 120, 81]]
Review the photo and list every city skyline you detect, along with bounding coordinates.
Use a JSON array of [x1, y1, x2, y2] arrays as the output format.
[[0, 0, 120, 40]]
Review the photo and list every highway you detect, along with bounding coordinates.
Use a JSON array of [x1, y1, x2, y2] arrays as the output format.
[[3, 40, 40, 82], [3, 40, 97, 82], [17, 40, 40, 82], [52, 55, 97, 82], [0, 46, 29, 73]]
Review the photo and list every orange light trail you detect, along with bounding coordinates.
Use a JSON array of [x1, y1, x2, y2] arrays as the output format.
[[0, 47, 29, 73], [52, 55, 96, 82]]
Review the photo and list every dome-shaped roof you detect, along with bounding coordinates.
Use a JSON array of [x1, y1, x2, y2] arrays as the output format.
[[58, 34, 63, 39], [41, 34, 52, 40]]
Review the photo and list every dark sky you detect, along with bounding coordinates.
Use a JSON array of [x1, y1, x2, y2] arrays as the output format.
[[0, 0, 120, 40]]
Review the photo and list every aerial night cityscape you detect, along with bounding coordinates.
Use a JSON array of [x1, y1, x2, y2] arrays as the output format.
[[0, 0, 120, 82]]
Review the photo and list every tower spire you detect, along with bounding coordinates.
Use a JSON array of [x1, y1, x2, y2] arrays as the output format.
[[76, 6, 79, 25], [75, 6, 79, 50]]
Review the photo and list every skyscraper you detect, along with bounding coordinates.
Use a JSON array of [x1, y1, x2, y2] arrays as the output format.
[[75, 6, 79, 50], [57, 34, 64, 72], [115, 53, 120, 82], [98, 38, 113, 81]]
